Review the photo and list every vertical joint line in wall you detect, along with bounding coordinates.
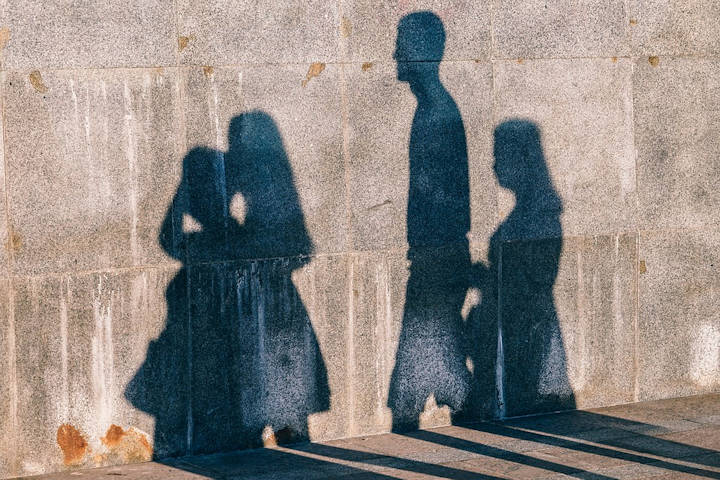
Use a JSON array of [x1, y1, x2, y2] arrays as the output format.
[[185, 267, 194, 452], [489, 1, 502, 417], [489, 47, 499, 227], [172, 0, 182, 67], [489, 0, 496, 63], [338, 0, 347, 63], [339, 68, 353, 253], [337, 0, 353, 253], [347, 258, 357, 435], [1, 75, 14, 273], [1, 72, 13, 268], [625, 0, 632, 54], [7, 287, 17, 473], [633, 235, 639, 402], [629, 52, 639, 403], [174, 63, 193, 452], [1, 69, 20, 472], [496, 243, 505, 419]]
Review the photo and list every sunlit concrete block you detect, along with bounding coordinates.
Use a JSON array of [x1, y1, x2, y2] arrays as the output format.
[[638, 229, 720, 400], [0, 1, 175, 69], [177, 0, 340, 65], [3, 68, 184, 274], [634, 57, 720, 231], [492, 0, 630, 58]]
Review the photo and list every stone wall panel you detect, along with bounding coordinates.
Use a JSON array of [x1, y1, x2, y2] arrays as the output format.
[[634, 57, 720, 231], [638, 230, 720, 400], [0, 1, 176, 69], [3, 68, 183, 275]]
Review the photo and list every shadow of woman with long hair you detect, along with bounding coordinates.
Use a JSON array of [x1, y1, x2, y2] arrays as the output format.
[[125, 110, 329, 457], [470, 119, 574, 418]]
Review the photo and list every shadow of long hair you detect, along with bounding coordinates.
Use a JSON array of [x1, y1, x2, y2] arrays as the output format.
[[125, 110, 329, 457], [484, 119, 572, 416]]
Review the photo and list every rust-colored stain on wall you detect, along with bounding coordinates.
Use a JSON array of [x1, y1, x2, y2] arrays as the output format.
[[57, 424, 88, 465], [611, 57, 618, 63], [361, 62, 373, 72], [0, 27, 10, 51], [203, 66, 214, 77], [629, 19, 637, 26], [648, 56, 660, 67], [301, 62, 325, 87], [6, 231, 21, 252], [341, 17, 352, 38], [100, 424, 153, 463], [29, 70, 48, 93], [101, 424, 126, 447], [178, 34, 196, 52], [639, 260, 647, 274]]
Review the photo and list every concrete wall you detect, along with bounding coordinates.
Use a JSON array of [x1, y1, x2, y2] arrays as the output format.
[[0, 0, 719, 477]]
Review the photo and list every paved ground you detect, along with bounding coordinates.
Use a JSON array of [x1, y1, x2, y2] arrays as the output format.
[[15, 394, 720, 480]]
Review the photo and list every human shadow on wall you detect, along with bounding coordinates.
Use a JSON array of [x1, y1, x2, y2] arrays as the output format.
[[386, 11, 475, 432], [386, 10, 574, 429], [471, 120, 575, 417], [124, 110, 330, 458]]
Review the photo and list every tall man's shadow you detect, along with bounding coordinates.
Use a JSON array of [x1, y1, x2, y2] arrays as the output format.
[[125, 110, 329, 457], [387, 11, 473, 432]]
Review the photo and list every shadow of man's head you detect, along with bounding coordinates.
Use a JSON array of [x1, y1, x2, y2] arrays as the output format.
[[394, 11, 445, 83]]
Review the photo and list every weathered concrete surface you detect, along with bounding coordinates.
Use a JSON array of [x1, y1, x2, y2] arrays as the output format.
[[177, 0, 340, 65], [294, 255, 352, 443], [0, 1, 176, 69], [0, 281, 14, 475], [0, 1, 718, 478], [347, 251, 408, 436], [12, 270, 174, 477], [501, 234, 637, 417], [3, 68, 183, 274], [350, 247, 486, 434], [492, 0, 630, 58], [631, 0, 720, 56], [239, 64, 348, 256], [345, 60, 415, 251], [494, 58, 636, 240], [633, 57, 720, 231], [559, 235, 637, 410], [346, 60, 495, 251], [638, 230, 720, 401], [0, 106, 8, 275], [183, 258, 344, 454], [11, 393, 720, 480], [181, 63, 347, 259]]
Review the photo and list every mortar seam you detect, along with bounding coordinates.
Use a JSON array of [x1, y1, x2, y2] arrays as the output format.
[[6, 53, 720, 75], [0, 67, 19, 475], [171, 0, 192, 448], [338, 0, 357, 437]]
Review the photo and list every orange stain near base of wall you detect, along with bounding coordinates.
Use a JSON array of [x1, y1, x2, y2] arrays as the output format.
[[57, 424, 88, 465]]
